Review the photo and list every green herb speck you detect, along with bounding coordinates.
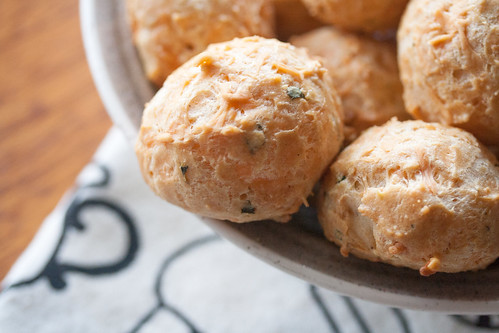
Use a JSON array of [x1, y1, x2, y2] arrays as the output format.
[[241, 201, 256, 214], [334, 229, 343, 241], [287, 86, 305, 99], [180, 165, 189, 182], [337, 175, 346, 184]]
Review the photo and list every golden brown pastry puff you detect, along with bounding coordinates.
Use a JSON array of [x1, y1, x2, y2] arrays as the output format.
[[398, 0, 499, 145], [300, 0, 409, 33], [136, 36, 344, 223], [126, 0, 275, 86], [291, 26, 410, 142], [318, 119, 499, 275]]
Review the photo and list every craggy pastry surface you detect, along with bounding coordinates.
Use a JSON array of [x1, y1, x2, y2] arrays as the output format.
[[300, 0, 409, 33], [136, 37, 344, 222], [126, 0, 274, 86], [318, 119, 499, 275], [292, 27, 409, 142], [398, 0, 499, 145]]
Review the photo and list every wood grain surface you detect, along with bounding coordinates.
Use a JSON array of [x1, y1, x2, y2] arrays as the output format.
[[0, 0, 112, 281]]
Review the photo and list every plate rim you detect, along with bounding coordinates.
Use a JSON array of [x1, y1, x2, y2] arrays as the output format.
[[202, 216, 499, 314]]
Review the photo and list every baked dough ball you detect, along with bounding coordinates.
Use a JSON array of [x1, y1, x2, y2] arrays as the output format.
[[136, 36, 344, 223], [300, 0, 409, 33], [318, 119, 499, 275], [292, 27, 409, 142], [272, 0, 324, 41], [398, 0, 499, 145], [126, 0, 275, 86]]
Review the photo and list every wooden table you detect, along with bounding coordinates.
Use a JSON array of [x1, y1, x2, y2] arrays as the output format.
[[0, 1, 112, 281]]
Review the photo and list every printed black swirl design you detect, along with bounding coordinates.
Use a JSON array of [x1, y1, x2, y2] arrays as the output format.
[[309, 285, 342, 333], [310, 285, 413, 333], [129, 235, 415, 333], [9, 164, 139, 290], [83, 163, 111, 188], [129, 234, 220, 333]]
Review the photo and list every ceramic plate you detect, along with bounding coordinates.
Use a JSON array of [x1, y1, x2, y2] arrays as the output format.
[[80, 0, 499, 314]]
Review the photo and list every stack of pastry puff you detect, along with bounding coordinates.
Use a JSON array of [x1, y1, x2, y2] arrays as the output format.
[[129, 0, 499, 276]]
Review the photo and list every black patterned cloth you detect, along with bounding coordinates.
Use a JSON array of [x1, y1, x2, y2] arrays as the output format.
[[0, 128, 497, 333]]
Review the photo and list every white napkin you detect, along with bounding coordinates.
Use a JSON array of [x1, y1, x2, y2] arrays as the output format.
[[1, 127, 497, 333]]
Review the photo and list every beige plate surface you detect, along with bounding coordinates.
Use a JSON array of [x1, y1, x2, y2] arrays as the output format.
[[80, 0, 499, 314]]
